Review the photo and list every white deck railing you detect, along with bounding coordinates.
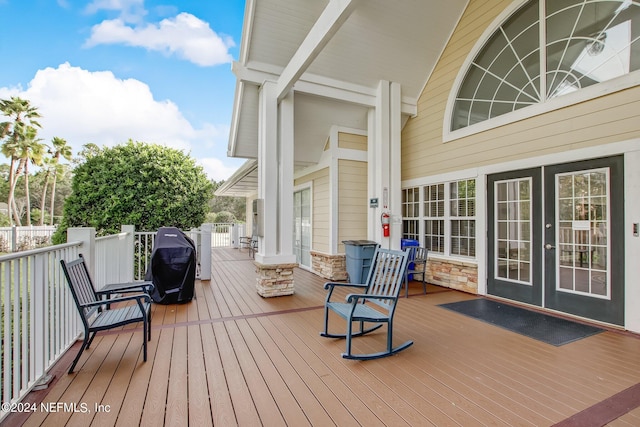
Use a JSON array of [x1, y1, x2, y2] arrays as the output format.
[[0, 226, 57, 253], [0, 242, 82, 419], [0, 223, 218, 421]]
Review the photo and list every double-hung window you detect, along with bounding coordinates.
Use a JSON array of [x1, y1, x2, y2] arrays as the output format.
[[402, 179, 476, 258]]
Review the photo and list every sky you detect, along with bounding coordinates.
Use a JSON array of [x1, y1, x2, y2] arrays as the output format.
[[0, 0, 246, 181]]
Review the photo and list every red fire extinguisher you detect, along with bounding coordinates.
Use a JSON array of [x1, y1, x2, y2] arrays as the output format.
[[381, 212, 390, 237]]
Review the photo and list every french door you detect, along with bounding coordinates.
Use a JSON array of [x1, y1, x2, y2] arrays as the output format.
[[488, 156, 624, 325]]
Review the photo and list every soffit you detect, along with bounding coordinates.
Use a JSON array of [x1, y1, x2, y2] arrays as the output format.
[[230, 0, 469, 165]]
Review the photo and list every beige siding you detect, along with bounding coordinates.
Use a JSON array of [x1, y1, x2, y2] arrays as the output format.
[[338, 159, 368, 253], [401, 0, 640, 181], [296, 168, 330, 254], [338, 132, 367, 151]]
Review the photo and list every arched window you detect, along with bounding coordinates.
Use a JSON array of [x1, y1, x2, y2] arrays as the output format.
[[448, 0, 640, 135]]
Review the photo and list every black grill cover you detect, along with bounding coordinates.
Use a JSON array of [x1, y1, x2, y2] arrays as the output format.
[[145, 227, 196, 304]]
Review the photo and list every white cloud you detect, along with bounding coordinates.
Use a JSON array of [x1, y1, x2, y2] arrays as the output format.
[[0, 63, 235, 180], [85, 0, 146, 24], [85, 13, 234, 66], [197, 157, 241, 182]]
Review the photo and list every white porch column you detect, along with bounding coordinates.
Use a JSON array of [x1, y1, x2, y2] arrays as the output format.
[[257, 80, 279, 259], [368, 80, 403, 250], [255, 81, 297, 297]]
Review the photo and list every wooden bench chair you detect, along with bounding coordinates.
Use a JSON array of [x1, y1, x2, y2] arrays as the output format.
[[404, 246, 428, 297], [60, 256, 153, 374], [320, 247, 413, 360], [239, 235, 258, 258]]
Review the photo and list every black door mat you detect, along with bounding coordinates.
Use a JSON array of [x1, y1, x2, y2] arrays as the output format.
[[438, 298, 603, 346]]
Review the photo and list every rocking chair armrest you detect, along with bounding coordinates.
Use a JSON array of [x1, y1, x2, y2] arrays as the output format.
[[80, 293, 151, 309], [345, 293, 396, 304], [323, 281, 367, 290], [324, 282, 367, 303], [324, 282, 367, 304]]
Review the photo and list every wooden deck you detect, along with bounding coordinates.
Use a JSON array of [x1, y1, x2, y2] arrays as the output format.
[[5, 248, 640, 426]]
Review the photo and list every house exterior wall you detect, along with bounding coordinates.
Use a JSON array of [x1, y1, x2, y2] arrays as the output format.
[[402, 0, 640, 181], [295, 168, 330, 254], [338, 131, 368, 151], [337, 159, 368, 253], [400, 0, 640, 331], [296, 131, 369, 280]]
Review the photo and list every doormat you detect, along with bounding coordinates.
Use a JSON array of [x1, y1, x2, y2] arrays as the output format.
[[438, 298, 603, 346]]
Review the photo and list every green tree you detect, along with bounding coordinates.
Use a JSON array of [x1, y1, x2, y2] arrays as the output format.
[[53, 140, 213, 242], [15, 125, 44, 225], [209, 179, 246, 221], [0, 97, 42, 225], [40, 137, 73, 225]]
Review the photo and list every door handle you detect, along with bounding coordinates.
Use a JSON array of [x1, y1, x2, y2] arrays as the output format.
[[545, 243, 555, 250]]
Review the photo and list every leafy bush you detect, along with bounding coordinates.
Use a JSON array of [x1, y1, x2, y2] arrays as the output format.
[[213, 211, 236, 224], [53, 141, 213, 243], [0, 212, 10, 227]]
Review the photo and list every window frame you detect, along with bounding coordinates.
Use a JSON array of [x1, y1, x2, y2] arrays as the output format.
[[402, 178, 477, 259], [444, 0, 640, 142]]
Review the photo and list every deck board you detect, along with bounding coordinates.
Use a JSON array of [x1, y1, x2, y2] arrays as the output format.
[[5, 247, 640, 427]]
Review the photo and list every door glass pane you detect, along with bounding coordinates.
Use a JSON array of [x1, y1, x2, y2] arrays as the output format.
[[293, 188, 311, 268], [494, 178, 532, 285], [555, 168, 610, 298]]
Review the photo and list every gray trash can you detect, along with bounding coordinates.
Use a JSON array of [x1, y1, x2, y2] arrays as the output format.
[[342, 240, 379, 283], [401, 239, 420, 280]]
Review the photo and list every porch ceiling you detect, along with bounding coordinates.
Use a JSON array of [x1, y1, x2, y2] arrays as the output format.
[[228, 0, 469, 164]]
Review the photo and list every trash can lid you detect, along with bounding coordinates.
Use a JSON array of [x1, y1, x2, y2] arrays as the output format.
[[342, 239, 378, 246]]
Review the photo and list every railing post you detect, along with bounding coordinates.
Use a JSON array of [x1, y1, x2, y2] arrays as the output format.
[[11, 225, 16, 252], [67, 227, 96, 278], [231, 223, 239, 248], [200, 223, 212, 280], [121, 225, 135, 282]]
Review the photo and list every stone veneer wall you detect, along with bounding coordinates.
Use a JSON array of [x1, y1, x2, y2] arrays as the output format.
[[310, 251, 347, 281], [254, 262, 298, 297], [425, 258, 478, 294]]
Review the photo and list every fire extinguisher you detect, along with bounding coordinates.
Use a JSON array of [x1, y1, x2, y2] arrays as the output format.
[[381, 212, 390, 237]]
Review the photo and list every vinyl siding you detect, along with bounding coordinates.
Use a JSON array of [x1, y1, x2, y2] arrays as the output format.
[[401, 0, 640, 181], [338, 159, 367, 253], [338, 132, 367, 151], [296, 168, 330, 254]]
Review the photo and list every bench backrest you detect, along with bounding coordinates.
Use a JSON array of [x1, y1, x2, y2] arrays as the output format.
[[61, 256, 100, 321], [364, 248, 409, 310]]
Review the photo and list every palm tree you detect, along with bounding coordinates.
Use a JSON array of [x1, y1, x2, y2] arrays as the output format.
[[0, 97, 41, 225], [39, 155, 54, 225], [46, 137, 72, 225], [15, 125, 44, 225]]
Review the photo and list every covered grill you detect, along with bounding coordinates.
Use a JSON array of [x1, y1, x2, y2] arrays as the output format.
[[145, 227, 196, 304]]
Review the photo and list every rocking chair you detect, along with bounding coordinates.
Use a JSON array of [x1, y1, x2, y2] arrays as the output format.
[[320, 247, 413, 360]]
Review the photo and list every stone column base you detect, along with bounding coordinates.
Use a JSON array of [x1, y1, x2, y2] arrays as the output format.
[[254, 262, 298, 297], [310, 251, 347, 281]]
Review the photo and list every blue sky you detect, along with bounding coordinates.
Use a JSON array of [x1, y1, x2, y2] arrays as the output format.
[[0, 0, 246, 181]]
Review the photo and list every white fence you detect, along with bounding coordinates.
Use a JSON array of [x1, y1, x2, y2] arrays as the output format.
[[0, 242, 82, 420], [0, 223, 219, 421], [0, 226, 57, 253]]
